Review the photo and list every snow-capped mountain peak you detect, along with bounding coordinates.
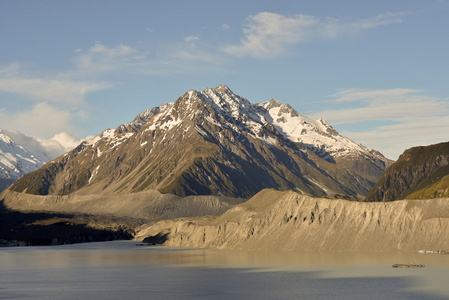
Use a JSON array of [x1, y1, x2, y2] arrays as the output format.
[[80, 85, 388, 165], [199, 85, 254, 119], [9, 85, 392, 198], [0, 129, 46, 182], [260, 98, 282, 110]]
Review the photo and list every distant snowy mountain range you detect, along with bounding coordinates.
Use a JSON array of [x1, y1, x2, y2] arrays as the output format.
[[0, 130, 80, 192], [8, 85, 392, 198]]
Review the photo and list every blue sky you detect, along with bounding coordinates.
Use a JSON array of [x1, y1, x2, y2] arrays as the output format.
[[1, 0, 448, 159]]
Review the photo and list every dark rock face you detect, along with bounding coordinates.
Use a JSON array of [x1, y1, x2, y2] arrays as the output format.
[[365, 142, 449, 202], [142, 233, 169, 245]]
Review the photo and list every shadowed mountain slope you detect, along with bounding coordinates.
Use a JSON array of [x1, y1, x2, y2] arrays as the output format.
[[365, 141, 449, 202]]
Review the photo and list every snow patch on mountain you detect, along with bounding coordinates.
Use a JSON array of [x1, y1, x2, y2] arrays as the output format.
[[256, 99, 375, 160], [88, 165, 100, 184], [84, 129, 136, 152], [85, 134, 103, 147]]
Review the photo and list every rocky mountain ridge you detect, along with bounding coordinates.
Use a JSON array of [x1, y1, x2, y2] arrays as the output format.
[[365, 141, 449, 201], [7, 85, 391, 199]]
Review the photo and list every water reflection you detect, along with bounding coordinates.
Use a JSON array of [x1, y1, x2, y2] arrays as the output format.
[[1, 241, 449, 299], [142, 247, 449, 268], [2, 241, 449, 268]]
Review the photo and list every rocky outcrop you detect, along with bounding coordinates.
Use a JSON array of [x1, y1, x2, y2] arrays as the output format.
[[365, 142, 449, 202], [135, 189, 449, 251]]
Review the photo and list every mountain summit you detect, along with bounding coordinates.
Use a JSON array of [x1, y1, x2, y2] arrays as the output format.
[[9, 85, 391, 198]]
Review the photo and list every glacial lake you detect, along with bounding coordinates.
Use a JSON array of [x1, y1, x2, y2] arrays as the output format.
[[1, 241, 449, 299]]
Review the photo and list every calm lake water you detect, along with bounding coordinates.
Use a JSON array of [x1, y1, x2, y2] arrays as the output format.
[[1, 241, 449, 299]]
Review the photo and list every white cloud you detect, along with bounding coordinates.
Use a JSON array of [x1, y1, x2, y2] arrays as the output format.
[[182, 36, 201, 50], [184, 36, 200, 43], [310, 89, 449, 159], [37, 132, 82, 158], [48, 132, 82, 150], [223, 12, 317, 58], [0, 102, 79, 139], [3, 129, 81, 160], [222, 24, 231, 30], [340, 115, 449, 160], [0, 61, 107, 147], [223, 11, 407, 59]]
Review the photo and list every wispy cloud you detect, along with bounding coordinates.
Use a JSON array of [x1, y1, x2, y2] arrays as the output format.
[[71, 40, 227, 77], [182, 36, 201, 50], [311, 89, 449, 159], [320, 88, 443, 124], [0, 76, 107, 106], [0, 63, 107, 105], [0, 61, 108, 140], [223, 11, 407, 59], [73, 42, 148, 74], [184, 36, 200, 43]]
